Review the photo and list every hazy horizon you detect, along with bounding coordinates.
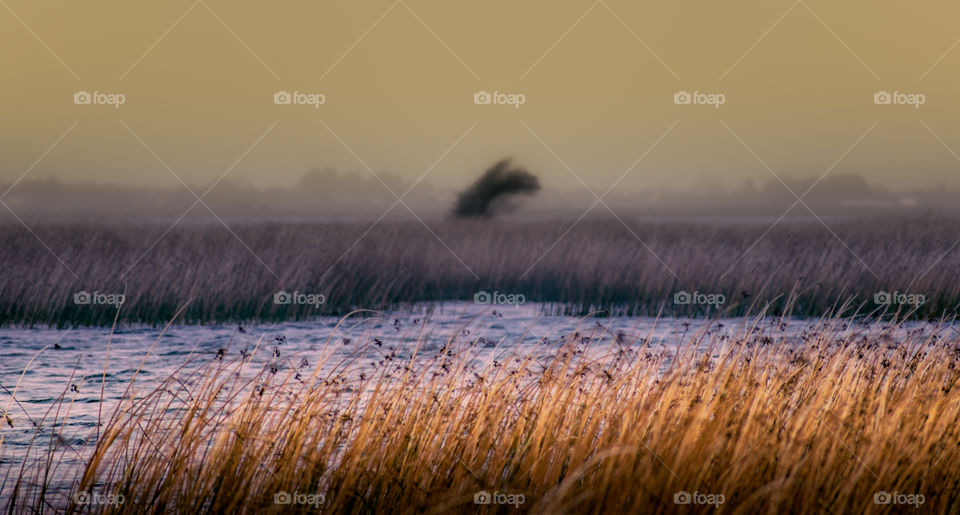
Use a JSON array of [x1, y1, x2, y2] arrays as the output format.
[[4, 0, 960, 207], [1, 166, 955, 220]]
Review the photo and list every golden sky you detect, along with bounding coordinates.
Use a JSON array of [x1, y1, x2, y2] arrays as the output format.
[[2, 0, 959, 195]]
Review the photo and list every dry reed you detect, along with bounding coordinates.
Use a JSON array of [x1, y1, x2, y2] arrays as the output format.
[[4, 311, 959, 513], [2, 216, 960, 325]]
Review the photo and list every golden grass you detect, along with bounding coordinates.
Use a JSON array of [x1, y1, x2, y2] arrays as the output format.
[[6, 312, 958, 513]]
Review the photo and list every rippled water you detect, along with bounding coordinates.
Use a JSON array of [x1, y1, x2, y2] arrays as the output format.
[[0, 302, 950, 506]]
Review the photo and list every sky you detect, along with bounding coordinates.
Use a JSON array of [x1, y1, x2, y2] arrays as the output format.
[[2, 0, 960, 211]]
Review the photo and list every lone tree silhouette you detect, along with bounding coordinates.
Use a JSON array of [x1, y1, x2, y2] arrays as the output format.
[[453, 159, 540, 218]]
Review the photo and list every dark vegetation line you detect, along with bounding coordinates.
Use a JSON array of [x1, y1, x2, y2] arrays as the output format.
[[1, 216, 959, 326]]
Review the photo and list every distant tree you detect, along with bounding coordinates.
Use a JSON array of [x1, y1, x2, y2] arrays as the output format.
[[452, 159, 540, 218]]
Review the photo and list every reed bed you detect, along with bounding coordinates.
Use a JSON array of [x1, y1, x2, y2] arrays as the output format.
[[2, 215, 960, 325], [4, 312, 960, 513]]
